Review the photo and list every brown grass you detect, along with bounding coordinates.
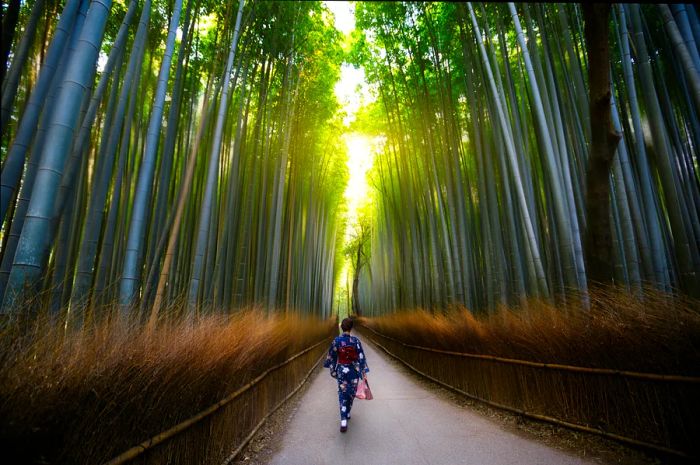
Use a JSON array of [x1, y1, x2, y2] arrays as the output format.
[[358, 287, 700, 457], [0, 309, 334, 465], [361, 287, 700, 375]]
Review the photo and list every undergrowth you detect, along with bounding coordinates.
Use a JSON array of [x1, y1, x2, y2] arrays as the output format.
[[359, 288, 700, 457], [0, 309, 334, 465], [361, 287, 700, 375]]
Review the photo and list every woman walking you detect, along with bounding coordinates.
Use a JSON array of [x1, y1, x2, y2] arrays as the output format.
[[324, 317, 370, 432]]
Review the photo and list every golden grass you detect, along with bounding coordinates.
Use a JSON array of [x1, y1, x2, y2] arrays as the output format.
[[361, 287, 700, 375], [0, 309, 334, 465], [358, 287, 700, 457]]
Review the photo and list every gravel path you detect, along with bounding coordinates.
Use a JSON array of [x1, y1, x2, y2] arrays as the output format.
[[267, 338, 595, 465]]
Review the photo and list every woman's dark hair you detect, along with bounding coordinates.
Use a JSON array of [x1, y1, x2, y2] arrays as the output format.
[[341, 317, 354, 332]]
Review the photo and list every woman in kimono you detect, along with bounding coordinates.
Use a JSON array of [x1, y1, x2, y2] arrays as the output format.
[[323, 317, 370, 432]]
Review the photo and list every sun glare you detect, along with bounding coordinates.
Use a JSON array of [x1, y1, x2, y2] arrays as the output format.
[[337, 132, 375, 317], [324, 1, 376, 237], [325, 1, 381, 314], [343, 134, 374, 233], [324, 1, 355, 35]]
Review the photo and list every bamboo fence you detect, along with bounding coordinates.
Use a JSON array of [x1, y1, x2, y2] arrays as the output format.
[[359, 325, 700, 459], [102, 338, 330, 465]]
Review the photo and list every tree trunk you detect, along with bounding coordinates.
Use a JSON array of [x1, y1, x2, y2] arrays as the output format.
[[352, 241, 362, 316], [0, 0, 80, 225], [1, 0, 112, 313], [0, 0, 20, 87], [582, 4, 621, 285], [188, 0, 245, 311], [1, 0, 46, 136], [119, 0, 181, 310]]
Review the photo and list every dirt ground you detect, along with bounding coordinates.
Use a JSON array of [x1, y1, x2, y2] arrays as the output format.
[[229, 364, 321, 465]]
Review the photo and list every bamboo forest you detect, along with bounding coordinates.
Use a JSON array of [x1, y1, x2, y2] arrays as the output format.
[[1, 1, 699, 464]]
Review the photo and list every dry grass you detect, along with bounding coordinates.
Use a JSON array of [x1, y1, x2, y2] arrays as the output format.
[[0, 309, 334, 465], [359, 287, 700, 457], [361, 287, 700, 375]]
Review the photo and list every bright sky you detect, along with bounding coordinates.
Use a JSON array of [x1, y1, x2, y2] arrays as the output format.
[[325, 1, 371, 127], [324, 1, 356, 35]]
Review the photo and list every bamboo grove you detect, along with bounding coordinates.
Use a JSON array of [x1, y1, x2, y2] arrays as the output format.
[[0, 0, 348, 323], [1, 1, 699, 325], [351, 3, 700, 314]]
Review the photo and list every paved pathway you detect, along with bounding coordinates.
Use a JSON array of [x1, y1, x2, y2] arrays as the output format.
[[268, 337, 594, 465]]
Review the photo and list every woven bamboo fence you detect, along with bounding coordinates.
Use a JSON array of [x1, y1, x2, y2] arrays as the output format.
[[359, 325, 700, 459], [102, 338, 329, 465]]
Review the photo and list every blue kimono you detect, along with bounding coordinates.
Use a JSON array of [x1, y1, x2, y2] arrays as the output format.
[[324, 333, 369, 421]]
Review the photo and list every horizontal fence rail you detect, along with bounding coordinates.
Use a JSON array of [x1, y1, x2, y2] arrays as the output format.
[[361, 325, 700, 383], [103, 337, 330, 465], [359, 325, 700, 460]]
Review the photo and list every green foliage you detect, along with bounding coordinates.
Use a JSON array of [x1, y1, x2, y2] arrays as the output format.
[[348, 98, 386, 135]]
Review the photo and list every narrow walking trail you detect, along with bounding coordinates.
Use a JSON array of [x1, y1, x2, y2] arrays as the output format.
[[268, 338, 593, 465]]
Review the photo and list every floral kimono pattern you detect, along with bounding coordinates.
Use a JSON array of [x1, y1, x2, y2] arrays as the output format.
[[324, 333, 369, 421]]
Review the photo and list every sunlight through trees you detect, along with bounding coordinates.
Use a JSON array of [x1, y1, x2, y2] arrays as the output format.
[[1, 0, 348, 321], [0, 1, 698, 323]]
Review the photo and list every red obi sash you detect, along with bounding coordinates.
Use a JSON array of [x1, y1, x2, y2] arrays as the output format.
[[337, 345, 358, 364]]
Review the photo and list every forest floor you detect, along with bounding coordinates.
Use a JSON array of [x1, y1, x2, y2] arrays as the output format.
[[231, 339, 664, 465]]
